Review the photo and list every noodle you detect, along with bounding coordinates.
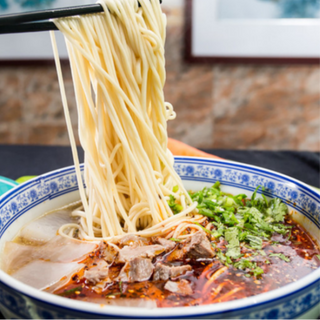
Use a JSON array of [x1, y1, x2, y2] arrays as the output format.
[[50, 0, 197, 240]]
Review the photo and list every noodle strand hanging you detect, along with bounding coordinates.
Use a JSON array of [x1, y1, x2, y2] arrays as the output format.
[[50, 0, 197, 240]]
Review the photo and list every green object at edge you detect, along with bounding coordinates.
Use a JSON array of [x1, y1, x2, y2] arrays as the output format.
[[16, 176, 38, 184]]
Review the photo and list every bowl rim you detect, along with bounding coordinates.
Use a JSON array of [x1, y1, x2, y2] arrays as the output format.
[[0, 157, 319, 318]]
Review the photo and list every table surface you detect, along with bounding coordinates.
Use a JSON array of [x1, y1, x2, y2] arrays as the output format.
[[0, 145, 319, 319], [0, 145, 319, 187]]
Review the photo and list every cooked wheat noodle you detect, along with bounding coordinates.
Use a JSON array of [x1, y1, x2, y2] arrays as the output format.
[[50, 0, 199, 241]]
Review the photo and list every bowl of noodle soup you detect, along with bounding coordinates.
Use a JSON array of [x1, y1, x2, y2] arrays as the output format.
[[0, 0, 319, 318], [0, 157, 319, 319]]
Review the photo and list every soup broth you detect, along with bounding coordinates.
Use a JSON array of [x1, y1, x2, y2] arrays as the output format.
[[3, 183, 320, 308], [53, 217, 320, 307]]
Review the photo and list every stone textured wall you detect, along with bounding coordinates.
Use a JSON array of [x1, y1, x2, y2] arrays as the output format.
[[0, 1, 319, 151], [211, 65, 320, 150], [0, 64, 78, 145]]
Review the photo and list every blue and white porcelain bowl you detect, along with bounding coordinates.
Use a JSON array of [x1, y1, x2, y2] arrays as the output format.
[[0, 158, 319, 319]]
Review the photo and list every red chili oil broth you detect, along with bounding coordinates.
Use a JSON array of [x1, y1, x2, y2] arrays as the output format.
[[54, 217, 320, 308]]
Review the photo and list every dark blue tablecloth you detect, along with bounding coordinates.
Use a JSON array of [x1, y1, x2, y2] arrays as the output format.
[[0, 145, 319, 187]]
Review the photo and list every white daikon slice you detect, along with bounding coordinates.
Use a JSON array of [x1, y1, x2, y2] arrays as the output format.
[[2, 236, 98, 274], [38, 236, 98, 263], [19, 210, 76, 244], [12, 260, 83, 291]]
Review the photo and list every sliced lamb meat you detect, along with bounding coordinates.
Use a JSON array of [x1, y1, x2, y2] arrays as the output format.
[[154, 237, 176, 251], [164, 279, 193, 295], [117, 257, 154, 282], [84, 260, 110, 285], [153, 263, 192, 281], [184, 231, 215, 259], [117, 245, 165, 263]]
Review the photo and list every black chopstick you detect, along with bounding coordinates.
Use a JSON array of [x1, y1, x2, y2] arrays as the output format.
[[0, 21, 58, 34], [0, 4, 103, 27], [0, 0, 162, 34]]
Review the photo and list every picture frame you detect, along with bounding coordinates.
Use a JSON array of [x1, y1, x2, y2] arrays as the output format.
[[185, 0, 320, 64], [0, 0, 95, 62]]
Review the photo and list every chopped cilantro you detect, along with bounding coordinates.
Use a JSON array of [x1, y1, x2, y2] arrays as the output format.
[[169, 238, 182, 242], [252, 266, 264, 277], [259, 250, 267, 256], [226, 246, 241, 259], [266, 198, 288, 222], [269, 253, 291, 262], [234, 259, 253, 270], [211, 224, 225, 239], [246, 234, 263, 250], [239, 230, 248, 241], [216, 249, 227, 263], [225, 227, 242, 259], [233, 259, 264, 277], [224, 227, 239, 245], [189, 182, 292, 277], [222, 210, 239, 226]]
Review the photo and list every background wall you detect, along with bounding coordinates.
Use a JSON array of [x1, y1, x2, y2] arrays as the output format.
[[0, 0, 319, 150]]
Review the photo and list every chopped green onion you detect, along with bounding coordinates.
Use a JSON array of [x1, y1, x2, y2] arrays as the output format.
[[194, 222, 213, 234], [58, 285, 83, 296]]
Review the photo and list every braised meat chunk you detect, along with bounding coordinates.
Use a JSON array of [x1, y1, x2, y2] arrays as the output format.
[[117, 245, 165, 263], [154, 237, 176, 251], [117, 257, 154, 282], [117, 234, 149, 247], [153, 263, 192, 281], [184, 231, 215, 259], [100, 242, 119, 264], [84, 260, 110, 285], [164, 279, 193, 295]]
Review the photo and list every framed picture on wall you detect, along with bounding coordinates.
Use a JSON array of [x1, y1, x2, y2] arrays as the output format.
[[0, 0, 95, 61], [185, 0, 320, 63]]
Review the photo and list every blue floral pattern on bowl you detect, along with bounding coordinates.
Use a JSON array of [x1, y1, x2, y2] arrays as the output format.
[[174, 159, 320, 228], [0, 158, 319, 319]]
